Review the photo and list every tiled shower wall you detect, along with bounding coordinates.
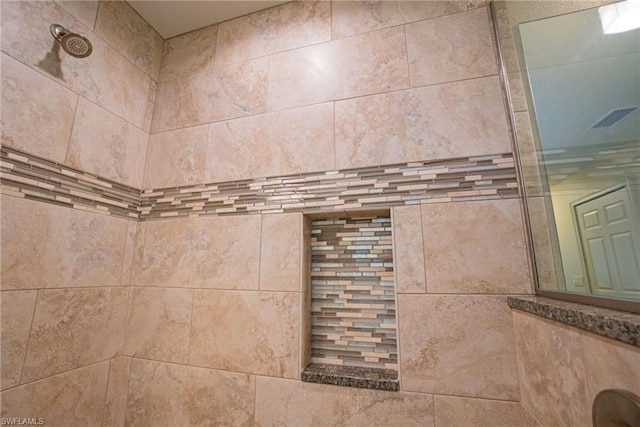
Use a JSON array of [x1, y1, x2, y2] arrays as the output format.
[[144, 1, 513, 187], [1, 1, 160, 425], [1, 1, 545, 426]]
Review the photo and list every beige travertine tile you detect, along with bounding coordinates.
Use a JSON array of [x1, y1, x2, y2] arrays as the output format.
[[149, 81, 166, 134], [126, 358, 255, 426], [94, 0, 163, 79], [392, 205, 426, 294], [512, 311, 591, 427], [514, 111, 545, 197], [260, 213, 302, 292], [144, 125, 207, 189], [335, 76, 511, 169], [507, 71, 528, 113], [152, 57, 268, 133], [128, 223, 147, 287], [406, 8, 497, 87], [1, 196, 128, 290], [581, 332, 640, 399], [21, 287, 128, 383], [0, 362, 110, 425], [205, 103, 335, 182], [120, 221, 143, 287], [399, 295, 519, 400], [140, 215, 261, 289], [121, 287, 193, 364], [159, 25, 218, 82], [299, 217, 313, 372], [255, 376, 435, 426], [215, 1, 331, 67], [0, 290, 37, 390], [0, 52, 77, 163], [102, 356, 131, 427], [190, 290, 299, 378], [332, 0, 487, 39], [1, 1, 151, 128], [300, 286, 312, 373], [267, 27, 409, 111], [500, 36, 521, 74], [492, 0, 513, 39], [142, 80, 157, 133], [1, 0, 83, 67], [67, 98, 148, 188], [526, 197, 561, 289], [55, 1, 99, 30], [504, 0, 613, 28], [434, 396, 541, 427], [421, 199, 532, 294]]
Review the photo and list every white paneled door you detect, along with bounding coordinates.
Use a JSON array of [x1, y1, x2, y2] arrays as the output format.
[[574, 185, 640, 298]]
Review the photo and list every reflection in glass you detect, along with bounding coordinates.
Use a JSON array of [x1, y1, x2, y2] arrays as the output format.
[[519, 6, 640, 301]]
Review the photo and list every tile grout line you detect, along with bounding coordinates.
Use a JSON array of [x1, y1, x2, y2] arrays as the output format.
[[18, 289, 40, 386], [63, 94, 81, 165], [100, 357, 113, 427]]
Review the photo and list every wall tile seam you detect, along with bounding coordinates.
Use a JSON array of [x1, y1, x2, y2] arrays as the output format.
[[152, 72, 502, 136], [1, 144, 519, 221], [154, 5, 499, 133], [153, 1, 488, 79], [0, 286, 132, 293], [99, 351, 114, 427], [211, 1, 332, 66], [91, 1, 164, 82], [3, 358, 113, 394], [329, 2, 490, 42], [0, 287, 537, 295], [16, 289, 39, 388]]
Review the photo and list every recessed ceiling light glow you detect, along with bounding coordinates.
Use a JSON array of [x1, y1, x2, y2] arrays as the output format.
[[599, 0, 640, 34]]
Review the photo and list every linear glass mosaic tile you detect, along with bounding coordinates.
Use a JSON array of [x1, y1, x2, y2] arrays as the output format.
[[1, 144, 519, 220], [0, 145, 140, 219], [310, 217, 398, 370]]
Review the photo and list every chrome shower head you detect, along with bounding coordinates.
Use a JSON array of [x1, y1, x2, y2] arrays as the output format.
[[50, 24, 92, 58]]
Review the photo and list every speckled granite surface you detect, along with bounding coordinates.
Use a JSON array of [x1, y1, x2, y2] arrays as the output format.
[[301, 363, 399, 391], [508, 296, 640, 347]]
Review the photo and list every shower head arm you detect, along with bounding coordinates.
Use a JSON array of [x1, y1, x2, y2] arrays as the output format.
[[49, 24, 68, 42]]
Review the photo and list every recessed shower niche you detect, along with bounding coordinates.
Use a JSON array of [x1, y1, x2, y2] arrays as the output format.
[[301, 213, 399, 391]]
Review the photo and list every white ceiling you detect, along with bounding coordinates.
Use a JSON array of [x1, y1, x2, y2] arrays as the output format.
[[127, 0, 288, 39], [519, 6, 640, 150]]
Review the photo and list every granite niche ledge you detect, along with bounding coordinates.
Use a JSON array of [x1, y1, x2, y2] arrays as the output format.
[[508, 296, 640, 348], [301, 363, 399, 391]]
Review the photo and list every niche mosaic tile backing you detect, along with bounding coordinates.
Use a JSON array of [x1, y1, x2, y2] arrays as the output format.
[[1, 144, 519, 220], [310, 217, 398, 370]]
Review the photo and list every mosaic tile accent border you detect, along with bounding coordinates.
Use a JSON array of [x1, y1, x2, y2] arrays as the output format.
[[1, 144, 519, 221], [310, 217, 398, 370], [0, 145, 140, 219], [139, 153, 519, 220]]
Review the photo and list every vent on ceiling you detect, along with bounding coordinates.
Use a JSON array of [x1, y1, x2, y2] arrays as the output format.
[[588, 107, 638, 129]]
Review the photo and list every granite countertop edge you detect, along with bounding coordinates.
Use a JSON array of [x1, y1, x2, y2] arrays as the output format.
[[507, 295, 640, 348], [301, 363, 399, 392]]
